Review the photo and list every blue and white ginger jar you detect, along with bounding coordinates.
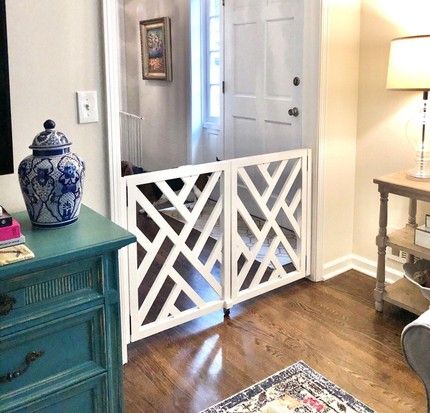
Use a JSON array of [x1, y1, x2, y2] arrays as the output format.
[[18, 120, 85, 228]]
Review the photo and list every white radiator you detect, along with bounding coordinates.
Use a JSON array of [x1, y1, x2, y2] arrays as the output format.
[[120, 111, 145, 168]]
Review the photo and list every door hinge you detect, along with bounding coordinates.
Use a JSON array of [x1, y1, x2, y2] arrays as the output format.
[[222, 0, 225, 6], [222, 81, 225, 94]]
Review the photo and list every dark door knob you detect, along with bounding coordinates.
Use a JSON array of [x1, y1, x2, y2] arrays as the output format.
[[288, 107, 300, 117]]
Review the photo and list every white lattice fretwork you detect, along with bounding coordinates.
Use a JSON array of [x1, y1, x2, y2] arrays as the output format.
[[126, 162, 229, 341], [125, 150, 311, 342], [230, 150, 310, 305]]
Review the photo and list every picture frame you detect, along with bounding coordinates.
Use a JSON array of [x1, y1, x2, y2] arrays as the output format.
[[140, 17, 173, 82]]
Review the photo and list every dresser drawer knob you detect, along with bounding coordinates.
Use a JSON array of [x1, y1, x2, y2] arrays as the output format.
[[0, 294, 16, 316], [0, 351, 45, 384]]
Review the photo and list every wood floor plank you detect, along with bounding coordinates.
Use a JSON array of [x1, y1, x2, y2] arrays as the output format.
[[123, 271, 426, 413]]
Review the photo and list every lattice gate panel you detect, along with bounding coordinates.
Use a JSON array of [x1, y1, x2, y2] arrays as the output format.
[[229, 149, 311, 306], [126, 162, 230, 342], [125, 150, 311, 342]]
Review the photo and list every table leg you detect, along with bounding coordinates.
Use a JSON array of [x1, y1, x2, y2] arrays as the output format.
[[375, 190, 388, 312], [407, 198, 417, 263], [408, 198, 417, 227]]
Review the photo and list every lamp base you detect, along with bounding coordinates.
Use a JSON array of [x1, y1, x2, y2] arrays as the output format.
[[407, 150, 430, 179], [407, 168, 430, 179]]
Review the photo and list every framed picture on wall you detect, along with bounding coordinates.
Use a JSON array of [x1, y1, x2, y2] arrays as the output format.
[[140, 17, 173, 81]]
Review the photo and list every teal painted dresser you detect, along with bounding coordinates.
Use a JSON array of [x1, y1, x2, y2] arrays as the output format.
[[0, 206, 135, 412]]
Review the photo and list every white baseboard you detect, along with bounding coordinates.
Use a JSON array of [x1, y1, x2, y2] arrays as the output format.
[[322, 255, 354, 281], [322, 254, 403, 284]]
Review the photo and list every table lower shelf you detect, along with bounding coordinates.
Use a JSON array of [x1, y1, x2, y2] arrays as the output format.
[[387, 226, 430, 261], [384, 278, 429, 315]]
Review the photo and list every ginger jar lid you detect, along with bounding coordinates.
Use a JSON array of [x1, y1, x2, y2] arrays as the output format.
[[29, 120, 72, 150]]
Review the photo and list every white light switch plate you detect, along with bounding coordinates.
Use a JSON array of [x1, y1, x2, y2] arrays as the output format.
[[77, 91, 99, 124]]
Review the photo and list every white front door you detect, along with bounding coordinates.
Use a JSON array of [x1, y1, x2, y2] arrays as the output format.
[[224, 0, 304, 159]]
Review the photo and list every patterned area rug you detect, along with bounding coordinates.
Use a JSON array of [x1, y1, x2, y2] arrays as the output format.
[[200, 361, 374, 413], [161, 200, 296, 267]]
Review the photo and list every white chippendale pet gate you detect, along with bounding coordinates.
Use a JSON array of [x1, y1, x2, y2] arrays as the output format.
[[124, 149, 311, 342]]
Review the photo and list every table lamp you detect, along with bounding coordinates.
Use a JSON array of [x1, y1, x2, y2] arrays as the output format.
[[386, 35, 430, 179]]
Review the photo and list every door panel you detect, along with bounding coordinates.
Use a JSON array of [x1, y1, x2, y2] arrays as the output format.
[[233, 24, 258, 95], [265, 121, 299, 153], [234, 117, 261, 157], [265, 18, 295, 98], [225, 0, 303, 159]]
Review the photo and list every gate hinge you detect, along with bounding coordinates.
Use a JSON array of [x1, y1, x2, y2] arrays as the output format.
[[222, 81, 225, 94]]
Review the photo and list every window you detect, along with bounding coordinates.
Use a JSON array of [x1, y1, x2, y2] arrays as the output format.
[[203, 0, 221, 126]]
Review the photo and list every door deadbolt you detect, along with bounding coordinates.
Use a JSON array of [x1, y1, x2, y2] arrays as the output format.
[[293, 77, 300, 86], [288, 107, 300, 117]]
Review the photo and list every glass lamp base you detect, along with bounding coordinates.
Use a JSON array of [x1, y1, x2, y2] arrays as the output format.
[[407, 150, 430, 179], [407, 168, 430, 179]]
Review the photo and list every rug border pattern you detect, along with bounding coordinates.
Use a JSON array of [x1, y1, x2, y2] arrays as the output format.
[[199, 361, 374, 413]]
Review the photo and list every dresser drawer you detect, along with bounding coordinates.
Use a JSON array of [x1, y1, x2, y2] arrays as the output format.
[[0, 306, 106, 411], [9, 374, 108, 413], [0, 257, 104, 335]]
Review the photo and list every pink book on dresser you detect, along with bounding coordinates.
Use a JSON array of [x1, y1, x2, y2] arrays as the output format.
[[0, 219, 21, 241]]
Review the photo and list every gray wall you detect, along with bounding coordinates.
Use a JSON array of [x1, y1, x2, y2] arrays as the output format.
[[1, 0, 109, 215], [123, 0, 190, 171]]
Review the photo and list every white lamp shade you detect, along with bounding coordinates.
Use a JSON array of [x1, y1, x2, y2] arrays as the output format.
[[386, 35, 430, 90]]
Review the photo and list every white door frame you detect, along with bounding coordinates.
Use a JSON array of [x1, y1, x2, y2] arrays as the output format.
[[102, 0, 330, 361], [102, 0, 130, 362]]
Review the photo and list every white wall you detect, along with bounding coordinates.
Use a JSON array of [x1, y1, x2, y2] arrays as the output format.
[[123, 0, 189, 171], [353, 0, 430, 273], [320, 0, 361, 276], [320, 0, 430, 280], [1, 0, 108, 216]]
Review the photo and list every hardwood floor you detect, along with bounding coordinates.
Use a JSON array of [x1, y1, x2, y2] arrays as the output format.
[[123, 270, 426, 413]]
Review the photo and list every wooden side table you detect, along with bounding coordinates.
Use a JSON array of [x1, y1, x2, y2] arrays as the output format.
[[374, 171, 430, 315]]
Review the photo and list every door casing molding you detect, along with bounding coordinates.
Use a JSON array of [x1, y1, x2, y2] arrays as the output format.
[[102, 0, 130, 363], [301, 0, 324, 282]]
